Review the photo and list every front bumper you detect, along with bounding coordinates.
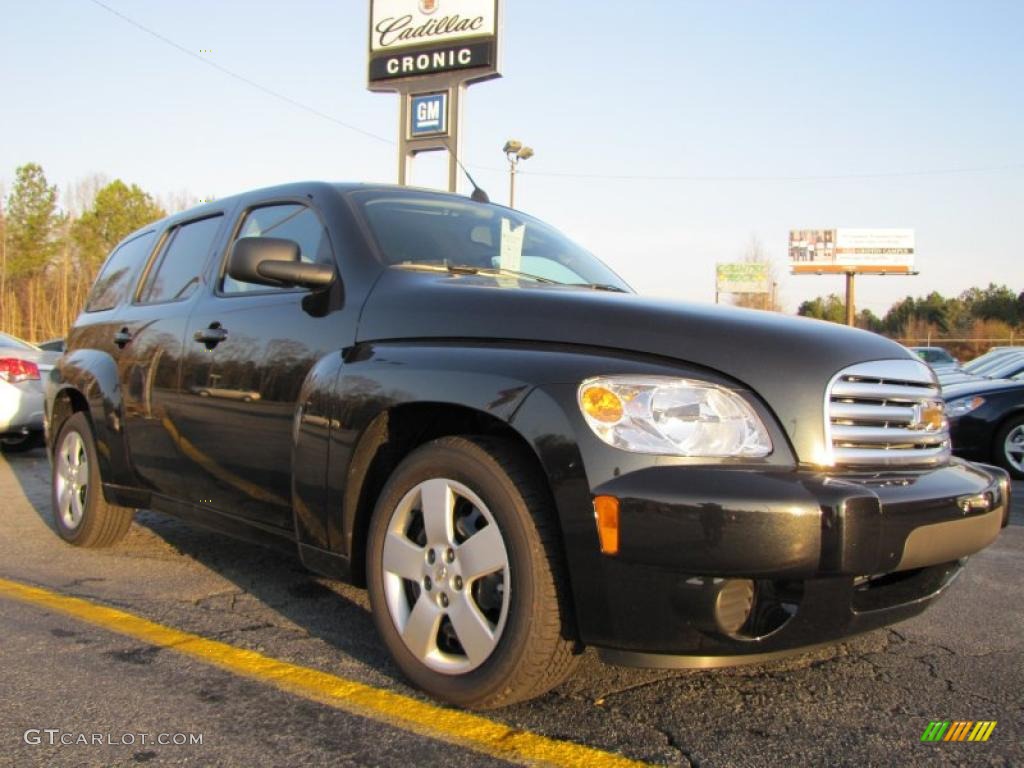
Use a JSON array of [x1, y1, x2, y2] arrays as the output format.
[[584, 459, 1008, 664]]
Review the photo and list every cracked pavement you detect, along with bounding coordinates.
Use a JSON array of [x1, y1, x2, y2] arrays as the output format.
[[1, 447, 1021, 767]]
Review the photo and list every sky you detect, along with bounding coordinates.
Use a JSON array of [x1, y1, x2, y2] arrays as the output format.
[[2, 0, 1022, 314]]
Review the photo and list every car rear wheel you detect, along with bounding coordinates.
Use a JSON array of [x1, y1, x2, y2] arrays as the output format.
[[52, 412, 134, 547], [366, 436, 578, 708], [994, 415, 1024, 479]]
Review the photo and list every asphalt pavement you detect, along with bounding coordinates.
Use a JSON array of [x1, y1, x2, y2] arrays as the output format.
[[1, 446, 1021, 767]]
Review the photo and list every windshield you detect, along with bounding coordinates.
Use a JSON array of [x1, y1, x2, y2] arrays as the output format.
[[351, 189, 630, 291], [964, 350, 1016, 373], [913, 348, 954, 363], [987, 356, 1024, 378]]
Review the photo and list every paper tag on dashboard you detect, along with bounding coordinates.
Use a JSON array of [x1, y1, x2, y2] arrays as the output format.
[[499, 219, 525, 273]]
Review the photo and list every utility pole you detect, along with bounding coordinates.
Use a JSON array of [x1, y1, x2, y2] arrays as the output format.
[[845, 272, 856, 326]]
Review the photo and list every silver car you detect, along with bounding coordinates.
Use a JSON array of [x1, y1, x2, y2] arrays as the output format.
[[0, 333, 60, 452]]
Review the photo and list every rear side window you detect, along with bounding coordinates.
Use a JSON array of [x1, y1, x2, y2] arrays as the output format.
[[85, 231, 156, 312], [221, 204, 330, 294], [138, 216, 223, 304]]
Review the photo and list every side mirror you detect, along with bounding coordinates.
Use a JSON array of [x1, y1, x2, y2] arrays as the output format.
[[227, 237, 336, 290]]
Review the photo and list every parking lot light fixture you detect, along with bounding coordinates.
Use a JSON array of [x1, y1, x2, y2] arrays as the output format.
[[504, 139, 534, 208]]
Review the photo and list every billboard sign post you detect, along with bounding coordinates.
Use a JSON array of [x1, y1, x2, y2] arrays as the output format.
[[789, 228, 917, 325], [368, 1, 501, 191]]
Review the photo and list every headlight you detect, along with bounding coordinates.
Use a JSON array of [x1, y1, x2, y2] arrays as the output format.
[[945, 395, 985, 418], [578, 376, 772, 457]]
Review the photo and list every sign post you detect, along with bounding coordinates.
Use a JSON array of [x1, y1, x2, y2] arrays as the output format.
[[367, 1, 502, 192], [788, 228, 917, 326]]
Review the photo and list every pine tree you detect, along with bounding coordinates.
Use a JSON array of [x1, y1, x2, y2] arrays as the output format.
[[5, 162, 59, 280], [72, 180, 166, 269]]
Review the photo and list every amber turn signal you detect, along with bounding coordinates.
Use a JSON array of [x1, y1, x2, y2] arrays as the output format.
[[593, 495, 620, 555], [580, 385, 624, 424]]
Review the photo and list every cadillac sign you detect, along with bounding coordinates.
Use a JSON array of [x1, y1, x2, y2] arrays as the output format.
[[368, 0, 500, 83]]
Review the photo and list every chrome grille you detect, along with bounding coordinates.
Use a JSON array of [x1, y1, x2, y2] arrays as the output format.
[[826, 359, 950, 468]]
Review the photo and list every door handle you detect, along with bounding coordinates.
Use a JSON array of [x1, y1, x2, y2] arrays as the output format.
[[193, 324, 228, 349], [113, 328, 133, 348]]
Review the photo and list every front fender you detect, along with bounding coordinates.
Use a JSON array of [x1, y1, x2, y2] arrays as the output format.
[[311, 342, 540, 557]]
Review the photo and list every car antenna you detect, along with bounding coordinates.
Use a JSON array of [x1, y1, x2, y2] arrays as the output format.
[[443, 139, 490, 203]]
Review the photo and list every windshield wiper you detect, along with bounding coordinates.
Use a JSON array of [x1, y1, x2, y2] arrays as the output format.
[[571, 282, 629, 293], [395, 262, 625, 291], [445, 264, 561, 284]]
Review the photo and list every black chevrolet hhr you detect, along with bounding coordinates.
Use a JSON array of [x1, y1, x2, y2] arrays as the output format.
[[46, 182, 1010, 708]]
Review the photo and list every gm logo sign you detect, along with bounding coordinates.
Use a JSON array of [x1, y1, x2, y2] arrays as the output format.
[[409, 92, 448, 138]]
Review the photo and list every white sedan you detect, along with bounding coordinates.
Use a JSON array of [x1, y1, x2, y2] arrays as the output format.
[[1, 333, 60, 452]]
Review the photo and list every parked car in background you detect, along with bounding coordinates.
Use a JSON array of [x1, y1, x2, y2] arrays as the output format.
[[38, 338, 66, 353], [959, 347, 1022, 375], [909, 346, 959, 373], [946, 377, 1024, 479], [0, 332, 60, 452], [939, 350, 1024, 387]]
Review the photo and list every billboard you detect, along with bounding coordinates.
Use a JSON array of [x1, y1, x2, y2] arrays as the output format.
[[716, 263, 770, 294], [789, 228, 915, 273], [368, 0, 500, 83]]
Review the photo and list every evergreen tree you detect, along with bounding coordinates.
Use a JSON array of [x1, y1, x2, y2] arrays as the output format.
[[797, 294, 846, 323], [4, 162, 59, 279], [72, 179, 166, 268], [960, 283, 1020, 326]]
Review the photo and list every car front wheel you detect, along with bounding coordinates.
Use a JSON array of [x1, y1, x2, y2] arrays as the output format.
[[995, 414, 1024, 480], [366, 436, 578, 708], [52, 412, 134, 547]]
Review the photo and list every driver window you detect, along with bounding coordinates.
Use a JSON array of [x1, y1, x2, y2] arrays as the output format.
[[222, 204, 331, 293]]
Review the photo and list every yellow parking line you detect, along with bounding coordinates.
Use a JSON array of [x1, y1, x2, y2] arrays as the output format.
[[0, 577, 647, 768]]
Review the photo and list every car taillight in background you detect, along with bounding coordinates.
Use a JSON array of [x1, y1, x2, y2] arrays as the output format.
[[0, 358, 40, 383]]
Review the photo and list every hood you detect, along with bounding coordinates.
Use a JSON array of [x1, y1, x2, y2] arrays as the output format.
[[357, 269, 913, 463], [943, 377, 1024, 400]]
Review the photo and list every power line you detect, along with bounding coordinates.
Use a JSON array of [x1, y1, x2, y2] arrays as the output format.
[[84, 1, 1024, 185], [511, 164, 1024, 183], [85, 0, 393, 146]]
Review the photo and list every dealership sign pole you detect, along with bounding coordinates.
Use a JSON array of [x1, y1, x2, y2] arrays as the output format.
[[788, 229, 918, 326], [367, 0, 501, 192]]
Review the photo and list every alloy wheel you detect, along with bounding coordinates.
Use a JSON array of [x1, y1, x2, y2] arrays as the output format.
[[55, 430, 89, 530], [1004, 423, 1024, 474], [380, 477, 510, 674]]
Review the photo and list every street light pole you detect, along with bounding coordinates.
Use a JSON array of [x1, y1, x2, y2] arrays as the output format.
[[509, 161, 517, 209], [503, 139, 534, 208]]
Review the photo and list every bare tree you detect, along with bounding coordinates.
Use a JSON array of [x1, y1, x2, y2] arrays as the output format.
[[63, 173, 110, 219], [160, 188, 200, 214]]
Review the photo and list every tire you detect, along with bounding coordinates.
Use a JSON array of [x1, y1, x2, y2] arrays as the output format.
[[51, 412, 134, 547], [994, 414, 1024, 480], [0, 432, 43, 453], [366, 436, 578, 709]]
